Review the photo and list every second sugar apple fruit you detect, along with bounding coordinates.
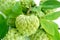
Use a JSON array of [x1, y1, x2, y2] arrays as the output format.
[[29, 29, 49, 40], [2, 28, 26, 40], [15, 15, 39, 36]]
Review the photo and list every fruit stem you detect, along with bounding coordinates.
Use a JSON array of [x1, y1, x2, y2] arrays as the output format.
[[27, 5, 31, 15]]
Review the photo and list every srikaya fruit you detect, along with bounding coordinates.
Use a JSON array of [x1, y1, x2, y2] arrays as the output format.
[[30, 29, 49, 40], [15, 15, 39, 36], [2, 28, 26, 40]]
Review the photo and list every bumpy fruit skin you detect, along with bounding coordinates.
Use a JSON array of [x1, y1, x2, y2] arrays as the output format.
[[30, 29, 49, 40], [15, 15, 39, 36], [2, 28, 26, 40]]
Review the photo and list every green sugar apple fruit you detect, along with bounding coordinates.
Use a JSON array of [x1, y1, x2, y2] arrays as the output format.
[[29, 29, 49, 40], [15, 15, 39, 36], [2, 28, 26, 40]]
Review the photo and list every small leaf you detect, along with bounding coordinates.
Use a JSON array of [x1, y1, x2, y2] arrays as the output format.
[[31, 6, 41, 12], [44, 11, 60, 20], [31, 7, 45, 18], [12, 2, 22, 15]]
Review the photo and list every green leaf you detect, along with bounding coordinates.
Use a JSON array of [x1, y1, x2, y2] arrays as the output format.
[[31, 6, 41, 12], [47, 0, 57, 1], [12, 2, 22, 16], [44, 11, 60, 20], [41, 19, 58, 36], [41, 19, 60, 40], [41, 1, 60, 9], [53, 29, 60, 40], [0, 14, 9, 39], [6, 2, 22, 27], [31, 7, 45, 18], [59, 33, 60, 39]]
